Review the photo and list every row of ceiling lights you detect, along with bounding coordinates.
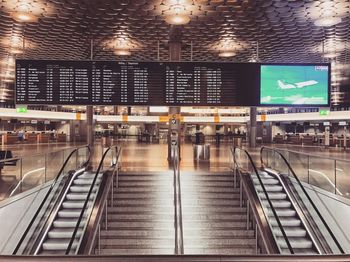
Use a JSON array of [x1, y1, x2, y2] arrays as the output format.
[[0, 1, 346, 78]]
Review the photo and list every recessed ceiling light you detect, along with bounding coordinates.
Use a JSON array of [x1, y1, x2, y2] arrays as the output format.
[[11, 11, 38, 23], [219, 51, 236, 57], [115, 49, 131, 56], [165, 14, 190, 25], [314, 16, 342, 27], [9, 48, 23, 54], [323, 52, 339, 58]]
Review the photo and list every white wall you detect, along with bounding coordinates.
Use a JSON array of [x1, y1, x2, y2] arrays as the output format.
[[0, 185, 50, 254]]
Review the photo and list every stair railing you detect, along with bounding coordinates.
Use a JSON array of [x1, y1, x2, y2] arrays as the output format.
[[172, 143, 184, 255]]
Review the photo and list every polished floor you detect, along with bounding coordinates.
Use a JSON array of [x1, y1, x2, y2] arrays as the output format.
[[1, 140, 350, 201]]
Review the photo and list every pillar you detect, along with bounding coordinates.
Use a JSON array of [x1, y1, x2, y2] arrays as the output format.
[[86, 105, 94, 146], [168, 33, 182, 161], [249, 107, 257, 148]]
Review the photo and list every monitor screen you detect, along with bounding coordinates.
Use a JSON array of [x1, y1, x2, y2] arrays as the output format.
[[260, 64, 330, 106], [323, 122, 331, 126], [339, 121, 347, 126]]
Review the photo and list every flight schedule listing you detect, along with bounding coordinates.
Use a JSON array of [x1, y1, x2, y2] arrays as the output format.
[[15, 60, 262, 106]]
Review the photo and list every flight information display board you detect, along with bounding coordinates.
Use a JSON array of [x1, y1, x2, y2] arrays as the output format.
[[15, 60, 329, 106]]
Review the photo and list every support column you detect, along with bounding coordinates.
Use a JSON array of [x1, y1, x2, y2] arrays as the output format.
[[168, 36, 182, 161], [113, 106, 118, 137], [86, 106, 94, 146], [249, 107, 257, 148]]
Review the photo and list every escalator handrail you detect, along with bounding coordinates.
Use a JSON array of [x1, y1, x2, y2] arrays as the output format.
[[76, 146, 122, 254], [13, 145, 91, 255], [172, 144, 184, 255], [260, 146, 344, 254], [65, 145, 120, 254], [232, 146, 294, 254]]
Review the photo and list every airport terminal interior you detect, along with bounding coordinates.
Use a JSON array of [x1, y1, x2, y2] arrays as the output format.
[[1, 0, 350, 261]]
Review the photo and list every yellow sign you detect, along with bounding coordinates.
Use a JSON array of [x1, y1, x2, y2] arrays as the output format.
[[76, 112, 81, 120], [261, 114, 267, 122], [122, 115, 128, 122], [159, 116, 170, 123], [214, 115, 220, 123]]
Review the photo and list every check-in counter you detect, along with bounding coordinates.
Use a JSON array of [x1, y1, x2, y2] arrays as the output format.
[[289, 135, 302, 145], [57, 133, 67, 142], [273, 135, 284, 144], [37, 133, 50, 143], [302, 136, 314, 145], [2, 134, 18, 144], [24, 133, 37, 143]]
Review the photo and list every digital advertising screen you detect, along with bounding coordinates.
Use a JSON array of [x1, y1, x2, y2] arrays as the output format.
[[260, 64, 330, 106]]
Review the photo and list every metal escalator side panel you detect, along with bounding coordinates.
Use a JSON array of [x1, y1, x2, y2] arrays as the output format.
[[76, 171, 112, 254], [281, 175, 334, 254], [32, 168, 86, 255], [14, 172, 72, 255], [239, 171, 281, 254], [262, 169, 321, 254]]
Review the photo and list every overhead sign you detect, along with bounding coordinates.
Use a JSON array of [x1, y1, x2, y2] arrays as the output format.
[[16, 107, 27, 113], [319, 109, 330, 116]]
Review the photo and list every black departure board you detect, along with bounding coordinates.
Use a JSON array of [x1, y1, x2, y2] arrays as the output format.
[[16, 60, 260, 106]]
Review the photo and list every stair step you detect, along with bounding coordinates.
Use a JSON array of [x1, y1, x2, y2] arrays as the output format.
[[262, 200, 291, 208], [270, 218, 301, 227], [184, 247, 256, 255], [70, 186, 98, 193], [259, 192, 287, 200], [99, 248, 174, 255], [47, 228, 82, 239], [277, 237, 313, 249], [252, 178, 279, 185], [42, 239, 77, 251], [274, 228, 307, 238], [100, 238, 174, 246], [73, 178, 101, 185], [53, 219, 83, 228], [268, 208, 296, 217], [66, 193, 94, 201]]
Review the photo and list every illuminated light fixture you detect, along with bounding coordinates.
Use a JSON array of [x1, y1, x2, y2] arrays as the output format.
[[115, 49, 131, 56], [165, 2, 190, 25], [314, 16, 342, 27], [218, 51, 236, 57], [323, 52, 339, 58], [11, 11, 38, 22], [2, 78, 14, 83], [165, 13, 190, 25]]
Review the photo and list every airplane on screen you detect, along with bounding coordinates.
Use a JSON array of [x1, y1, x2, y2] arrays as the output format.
[[277, 80, 318, 89]]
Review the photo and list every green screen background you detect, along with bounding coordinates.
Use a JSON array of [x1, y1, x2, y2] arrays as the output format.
[[260, 65, 329, 105]]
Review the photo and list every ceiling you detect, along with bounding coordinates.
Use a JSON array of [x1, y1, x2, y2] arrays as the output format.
[[0, 0, 349, 104]]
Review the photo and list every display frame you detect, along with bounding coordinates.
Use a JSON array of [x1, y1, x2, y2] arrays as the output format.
[[259, 63, 331, 107]]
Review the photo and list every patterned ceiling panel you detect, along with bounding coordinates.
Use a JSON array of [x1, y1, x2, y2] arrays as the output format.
[[0, 0, 349, 104]]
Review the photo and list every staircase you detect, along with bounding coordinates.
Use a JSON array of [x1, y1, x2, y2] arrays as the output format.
[[38, 171, 102, 255], [181, 171, 256, 255], [252, 171, 318, 254], [99, 171, 175, 255]]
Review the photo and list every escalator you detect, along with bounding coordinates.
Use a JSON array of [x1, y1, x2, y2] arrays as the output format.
[[13, 145, 121, 255], [35, 170, 103, 254], [232, 147, 344, 255], [252, 170, 318, 253]]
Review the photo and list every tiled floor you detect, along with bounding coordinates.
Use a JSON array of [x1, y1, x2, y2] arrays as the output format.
[[1, 140, 350, 201]]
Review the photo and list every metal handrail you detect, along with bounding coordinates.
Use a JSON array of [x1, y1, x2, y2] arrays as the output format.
[[77, 146, 122, 254], [260, 146, 345, 254], [263, 146, 350, 164], [232, 146, 294, 254], [172, 144, 184, 255], [13, 145, 91, 255], [65, 145, 119, 254]]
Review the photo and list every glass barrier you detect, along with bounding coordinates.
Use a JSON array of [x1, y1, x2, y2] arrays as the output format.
[[260, 147, 345, 254], [0, 147, 87, 201], [13, 146, 90, 255], [262, 148, 349, 198]]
